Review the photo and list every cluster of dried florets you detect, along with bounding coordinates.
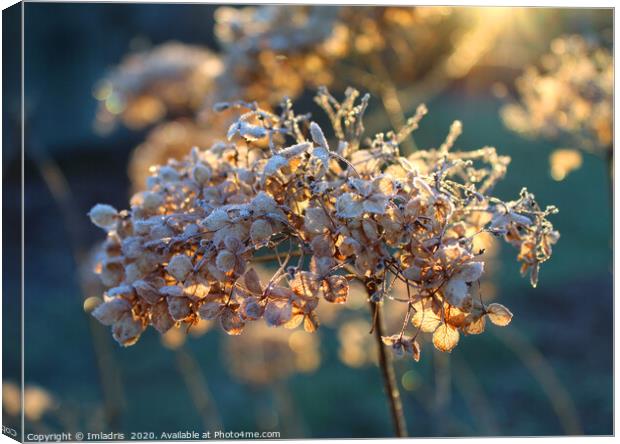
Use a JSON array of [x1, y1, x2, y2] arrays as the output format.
[[214, 6, 346, 105], [502, 34, 613, 154], [95, 6, 491, 195], [127, 119, 225, 192], [89, 88, 558, 359], [95, 6, 477, 133], [94, 42, 223, 131]]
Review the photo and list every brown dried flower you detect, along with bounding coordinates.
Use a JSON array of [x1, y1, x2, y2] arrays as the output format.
[[89, 87, 558, 362], [502, 34, 613, 155]]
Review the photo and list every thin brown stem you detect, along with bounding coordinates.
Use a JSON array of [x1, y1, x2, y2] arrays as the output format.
[[369, 300, 408, 437]]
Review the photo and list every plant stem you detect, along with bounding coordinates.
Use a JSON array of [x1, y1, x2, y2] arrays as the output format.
[[369, 301, 408, 437]]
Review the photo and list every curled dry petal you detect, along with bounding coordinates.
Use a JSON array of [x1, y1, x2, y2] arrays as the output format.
[[159, 285, 184, 298], [381, 335, 420, 361], [363, 194, 389, 214], [303, 311, 320, 333], [486, 303, 513, 326], [462, 315, 486, 335], [183, 277, 211, 301]]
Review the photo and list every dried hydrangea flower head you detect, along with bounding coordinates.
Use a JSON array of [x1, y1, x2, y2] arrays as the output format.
[[128, 118, 230, 192], [94, 42, 223, 132], [89, 87, 558, 360], [502, 34, 613, 155], [213, 6, 345, 105], [335, 7, 470, 84], [211, 6, 481, 102]]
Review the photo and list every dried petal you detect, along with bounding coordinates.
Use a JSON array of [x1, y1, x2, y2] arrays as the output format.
[[244, 268, 263, 295], [151, 301, 175, 334], [443, 278, 469, 307], [264, 300, 292, 327], [240, 297, 263, 320], [412, 307, 441, 333], [432, 323, 460, 352], [198, 301, 224, 320], [112, 313, 144, 347], [250, 219, 273, 245], [183, 277, 211, 301], [322, 275, 348, 303], [133, 280, 161, 305], [303, 312, 320, 332], [336, 193, 364, 218], [216, 250, 236, 273], [220, 308, 245, 335], [304, 207, 331, 234], [486, 303, 513, 326], [167, 297, 192, 321], [289, 272, 321, 298], [92, 298, 130, 326], [167, 254, 193, 282], [456, 262, 484, 282], [462, 316, 486, 335]]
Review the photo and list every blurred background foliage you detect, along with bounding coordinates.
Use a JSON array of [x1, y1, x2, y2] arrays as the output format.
[[3, 3, 612, 438]]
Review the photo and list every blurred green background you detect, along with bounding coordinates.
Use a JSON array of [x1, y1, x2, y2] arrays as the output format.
[[3, 3, 612, 438]]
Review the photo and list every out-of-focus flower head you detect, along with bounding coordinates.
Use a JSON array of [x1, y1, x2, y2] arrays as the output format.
[[128, 119, 230, 192], [2, 382, 56, 422], [336, 7, 468, 84], [213, 6, 345, 105], [89, 87, 558, 362], [502, 34, 613, 156], [226, 322, 320, 386], [94, 42, 223, 132]]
